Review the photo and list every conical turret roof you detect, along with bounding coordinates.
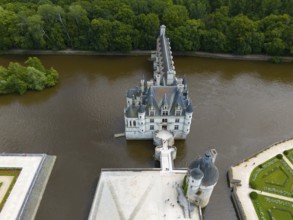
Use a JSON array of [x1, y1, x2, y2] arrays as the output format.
[[190, 167, 204, 180], [189, 151, 219, 186]]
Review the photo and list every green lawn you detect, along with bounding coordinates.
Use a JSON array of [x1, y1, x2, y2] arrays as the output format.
[[250, 156, 293, 197], [251, 193, 293, 220]]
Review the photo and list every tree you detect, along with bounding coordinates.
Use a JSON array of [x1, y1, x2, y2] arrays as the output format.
[[204, 6, 230, 33], [282, 24, 293, 55], [26, 15, 46, 49], [67, 4, 90, 49], [201, 29, 227, 52], [259, 14, 290, 55], [228, 14, 256, 54], [115, 5, 135, 25], [38, 4, 66, 49], [133, 13, 159, 49], [111, 21, 133, 51], [162, 5, 189, 29], [90, 18, 112, 51], [0, 7, 17, 50], [251, 32, 265, 54]]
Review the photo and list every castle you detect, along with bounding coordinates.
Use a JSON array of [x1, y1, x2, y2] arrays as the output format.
[[124, 25, 193, 140]]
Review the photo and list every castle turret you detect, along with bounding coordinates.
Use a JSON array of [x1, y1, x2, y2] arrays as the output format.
[[140, 78, 145, 93], [138, 105, 146, 133], [183, 103, 193, 134], [188, 150, 219, 208], [186, 168, 204, 204]]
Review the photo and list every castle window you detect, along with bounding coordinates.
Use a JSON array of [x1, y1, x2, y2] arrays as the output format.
[[150, 125, 154, 130], [149, 110, 155, 116], [162, 110, 168, 116], [174, 125, 179, 130], [133, 121, 136, 126], [150, 119, 154, 123], [175, 110, 181, 116], [175, 118, 179, 123], [162, 118, 167, 123], [130, 121, 132, 127]]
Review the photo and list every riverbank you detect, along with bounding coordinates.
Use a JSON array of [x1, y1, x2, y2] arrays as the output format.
[[1, 49, 292, 62]]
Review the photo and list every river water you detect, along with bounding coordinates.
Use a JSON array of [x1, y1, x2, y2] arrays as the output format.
[[0, 55, 293, 220]]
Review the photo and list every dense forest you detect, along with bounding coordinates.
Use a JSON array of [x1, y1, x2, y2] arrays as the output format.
[[0, 0, 292, 56], [0, 57, 59, 95]]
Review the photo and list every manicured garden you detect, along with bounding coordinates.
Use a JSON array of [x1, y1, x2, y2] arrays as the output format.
[[250, 154, 293, 198], [249, 148, 293, 220], [250, 193, 293, 220]]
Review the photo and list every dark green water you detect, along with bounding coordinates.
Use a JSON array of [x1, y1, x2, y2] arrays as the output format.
[[0, 55, 293, 220]]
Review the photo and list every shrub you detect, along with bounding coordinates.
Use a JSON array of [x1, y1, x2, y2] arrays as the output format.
[[276, 154, 283, 159], [270, 56, 282, 64], [259, 164, 263, 169], [283, 150, 289, 155], [250, 191, 258, 200], [250, 181, 257, 189]]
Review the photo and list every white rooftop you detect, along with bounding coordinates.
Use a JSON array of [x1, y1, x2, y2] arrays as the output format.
[[0, 154, 55, 220], [88, 169, 200, 220]]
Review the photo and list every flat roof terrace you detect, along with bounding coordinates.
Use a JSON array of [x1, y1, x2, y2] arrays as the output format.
[[89, 169, 200, 220], [0, 154, 56, 220]]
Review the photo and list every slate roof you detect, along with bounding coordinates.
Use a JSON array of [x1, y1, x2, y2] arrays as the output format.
[[190, 167, 204, 180], [125, 106, 139, 118], [127, 87, 141, 98], [189, 151, 219, 186]]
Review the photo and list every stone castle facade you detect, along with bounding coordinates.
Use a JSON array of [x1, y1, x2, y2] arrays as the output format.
[[124, 25, 193, 140]]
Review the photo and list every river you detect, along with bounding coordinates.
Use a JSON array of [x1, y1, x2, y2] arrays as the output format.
[[0, 55, 293, 220]]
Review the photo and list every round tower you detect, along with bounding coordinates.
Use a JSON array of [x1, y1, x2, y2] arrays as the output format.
[[183, 103, 193, 134], [186, 168, 204, 204], [188, 150, 219, 208]]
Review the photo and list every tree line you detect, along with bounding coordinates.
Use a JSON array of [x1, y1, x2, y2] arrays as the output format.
[[0, 57, 59, 95], [0, 0, 292, 56]]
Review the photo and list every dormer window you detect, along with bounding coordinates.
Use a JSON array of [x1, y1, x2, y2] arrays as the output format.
[[175, 110, 181, 116], [149, 110, 155, 116], [175, 105, 182, 116], [162, 110, 168, 116]]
